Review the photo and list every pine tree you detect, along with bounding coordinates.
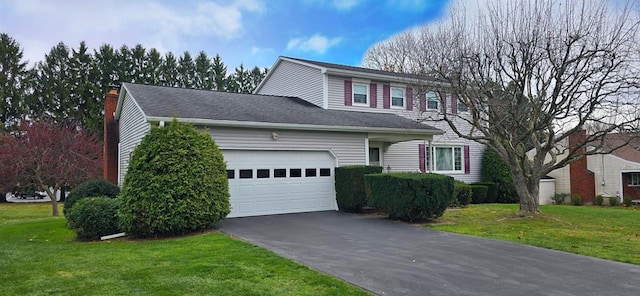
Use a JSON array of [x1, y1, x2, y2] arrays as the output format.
[[30, 42, 72, 122], [69, 41, 101, 134], [211, 54, 227, 91], [194, 51, 212, 89], [161, 52, 178, 87], [94, 44, 118, 95], [177, 51, 195, 88], [0, 33, 29, 132], [146, 48, 163, 85], [131, 44, 147, 83]]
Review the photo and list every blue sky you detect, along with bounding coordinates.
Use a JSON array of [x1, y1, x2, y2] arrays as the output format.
[[0, 0, 450, 69]]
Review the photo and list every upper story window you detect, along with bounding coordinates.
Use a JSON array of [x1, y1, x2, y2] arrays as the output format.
[[426, 91, 439, 110], [458, 99, 468, 112], [391, 87, 405, 108], [353, 83, 368, 105]]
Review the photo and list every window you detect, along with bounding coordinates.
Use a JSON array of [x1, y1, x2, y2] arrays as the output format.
[[319, 168, 331, 177], [257, 169, 270, 178], [426, 92, 439, 110], [391, 87, 404, 108], [427, 146, 463, 172], [353, 83, 368, 105], [629, 173, 640, 186], [226, 170, 235, 179], [290, 168, 302, 178], [274, 169, 287, 178], [239, 169, 253, 179], [458, 99, 468, 112], [305, 168, 317, 177]]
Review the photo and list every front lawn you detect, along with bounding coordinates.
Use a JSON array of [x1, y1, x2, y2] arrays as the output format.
[[428, 204, 640, 265], [0, 203, 369, 296]]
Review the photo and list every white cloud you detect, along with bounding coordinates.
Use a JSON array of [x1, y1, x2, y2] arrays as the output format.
[[286, 34, 342, 54]]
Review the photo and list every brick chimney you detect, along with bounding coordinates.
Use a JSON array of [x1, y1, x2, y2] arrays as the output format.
[[103, 88, 119, 185], [569, 130, 595, 203]]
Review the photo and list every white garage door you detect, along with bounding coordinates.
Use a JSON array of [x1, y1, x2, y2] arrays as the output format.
[[224, 150, 336, 218]]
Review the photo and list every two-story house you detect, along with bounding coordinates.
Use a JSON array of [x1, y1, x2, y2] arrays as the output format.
[[103, 56, 483, 218], [255, 57, 484, 183]]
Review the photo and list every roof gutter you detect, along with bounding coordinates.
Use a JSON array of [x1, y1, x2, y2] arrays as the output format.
[[146, 116, 444, 136]]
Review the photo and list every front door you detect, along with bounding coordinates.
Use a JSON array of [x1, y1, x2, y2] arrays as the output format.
[[369, 146, 382, 167]]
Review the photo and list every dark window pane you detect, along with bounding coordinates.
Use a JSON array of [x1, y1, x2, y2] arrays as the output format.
[[239, 169, 253, 179], [290, 168, 302, 178], [305, 168, 317, 177], [319, 168, 331, 176], [226, 170, 235, 179], [274, 169, 287, 178], [257, 169, 270, 178]]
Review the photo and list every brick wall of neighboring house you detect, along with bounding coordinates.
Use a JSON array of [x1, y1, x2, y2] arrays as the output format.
[[103, 89, 119, 185], [622, 174, 640, 200], [569, 130, 596, 203]]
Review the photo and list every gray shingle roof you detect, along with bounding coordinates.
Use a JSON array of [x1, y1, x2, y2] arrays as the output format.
[[122, 83, 440, 133], [282, 56, 443, 83]]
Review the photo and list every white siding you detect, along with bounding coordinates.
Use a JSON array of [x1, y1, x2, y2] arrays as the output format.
[[589, 154, 640, 197], [257, 60, 324, 107], [118, 93, 150, 186], [205, 127, 366, 166]]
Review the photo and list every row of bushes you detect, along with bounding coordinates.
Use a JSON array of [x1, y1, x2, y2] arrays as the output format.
[[335, 166, 453, 221]]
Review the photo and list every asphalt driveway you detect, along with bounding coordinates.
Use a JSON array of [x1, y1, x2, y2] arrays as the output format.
[[218, 211, 640, 296]]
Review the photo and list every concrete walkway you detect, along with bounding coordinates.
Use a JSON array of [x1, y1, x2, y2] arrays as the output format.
[[219, 211, 640, 296]]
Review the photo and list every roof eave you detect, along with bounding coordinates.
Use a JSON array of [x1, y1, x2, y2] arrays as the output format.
[[146, 116, 444, 137]]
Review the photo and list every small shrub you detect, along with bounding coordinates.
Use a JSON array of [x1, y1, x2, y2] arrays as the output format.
[[64, 178, 120, 217], [595, 195, 604, 206], [118, 119, 230, 238], [623, 196, 633, 207], [452, 180, 472, 207], [472, 182, 497, 203], [480, 148, 517, 203], [335, 165, 383, 212], [571, 194, 583, 206], [609, 196, 619, 207], [470, 185, 488, 204], [66, 197, 120, 241], [552, 193, 569, 205], [364, 172, 453, 221]]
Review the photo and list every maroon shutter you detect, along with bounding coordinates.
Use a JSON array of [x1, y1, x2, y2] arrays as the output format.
[[464, 145, 470, 174], [383, 84, 390, 109], [451, 93, 458, 115], [419, 143, 426, 173], [406, 87, 413, 111], [344, 80, 352, 106], [419, 93, 426, 112], [438, 91, 446, 113], [370, 83, 377, 108]]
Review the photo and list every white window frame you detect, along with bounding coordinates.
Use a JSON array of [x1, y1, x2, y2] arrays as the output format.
[[426, 146, 464, 173], [391, 87, 405, 109], [426, 91, 439, 110], [352, 82, 368, 106]]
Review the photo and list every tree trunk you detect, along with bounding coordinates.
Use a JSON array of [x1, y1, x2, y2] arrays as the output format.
[[47, 188, 59, 216], [510, 167, 542, 215]]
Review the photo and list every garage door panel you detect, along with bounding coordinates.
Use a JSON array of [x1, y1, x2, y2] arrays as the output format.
[[225, 150, 336, 218]]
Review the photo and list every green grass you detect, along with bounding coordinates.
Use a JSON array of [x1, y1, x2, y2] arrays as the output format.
[[428, 204, 640, 264], [0, 203, 370, 296]]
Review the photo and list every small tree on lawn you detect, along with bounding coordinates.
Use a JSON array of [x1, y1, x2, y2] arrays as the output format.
[[0, 120, 102, 216]]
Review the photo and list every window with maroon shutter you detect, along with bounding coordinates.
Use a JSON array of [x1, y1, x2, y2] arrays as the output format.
[[426, 91, 438, 110], [418, 143, 426, 172], [451, 93, 458, 115], [419, 93, 426, 111], [370, 83, 377, 108], [383, 84, 390, 109], [344, 80, 352, 106], [438, 91, 447, 114], [464, 145, 470, 174], [406, 87, 413, 111]]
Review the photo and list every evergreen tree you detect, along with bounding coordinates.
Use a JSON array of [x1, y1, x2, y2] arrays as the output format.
[[30, 42, 72, 122], [131, 44, 147, 83], [69, 41, 102, 134], [146, 48, 163, 85], [194, 51, 212, 89], [116, 45, 134, 83], [177, 51, 195, 88], [0, 33, 29, 131], [211, 54, 227, 91], [161, 52, 178, 87], [94, 44, 118, 95]]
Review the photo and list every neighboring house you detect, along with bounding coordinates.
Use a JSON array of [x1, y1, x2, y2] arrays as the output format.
[[103, 83, 443, 218], [544, 130, 640, 204], [254, 56, 485, 183]]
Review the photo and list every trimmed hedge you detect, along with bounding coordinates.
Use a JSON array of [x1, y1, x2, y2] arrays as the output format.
[[63, 178, 120, 217], [470, 185, 488, 204], [66, 197, 120, 241], [335, 165, 383, 212], [117, 120, 230, 238], [364, 172, 453, 221], [471, 182, 498, 203], [452, 180, 472, 207]]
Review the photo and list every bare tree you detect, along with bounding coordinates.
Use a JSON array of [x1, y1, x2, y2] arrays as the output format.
[[363, 0, 640, 214]]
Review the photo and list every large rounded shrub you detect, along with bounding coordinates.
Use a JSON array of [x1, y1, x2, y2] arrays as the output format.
[[63, 178, 120, 217], [480, 148, 518, 203], [117, 120, 230, 238], [67, 197, 120, 241]]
